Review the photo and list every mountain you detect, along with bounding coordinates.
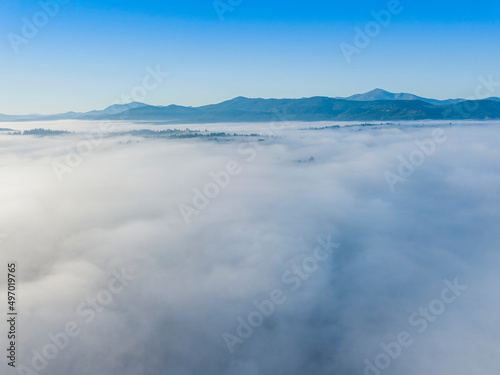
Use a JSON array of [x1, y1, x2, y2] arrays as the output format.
[[484, 97, 500, 103], [341, 89, 464, 106], [80, 102, 147, 117], [0, 113, 46, 121], [104, 97, 500, 122], [2, 94, 500, 123], [39, 102, 148, 120]]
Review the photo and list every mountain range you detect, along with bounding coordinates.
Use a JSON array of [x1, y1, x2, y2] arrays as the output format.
[[3, 89, 500, 123]]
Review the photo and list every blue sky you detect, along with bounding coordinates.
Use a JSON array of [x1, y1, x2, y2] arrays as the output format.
[[1, 0, 500, 114]]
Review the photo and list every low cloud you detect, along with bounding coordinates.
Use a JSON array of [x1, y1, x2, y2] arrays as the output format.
[[0, 121, 499, 375]]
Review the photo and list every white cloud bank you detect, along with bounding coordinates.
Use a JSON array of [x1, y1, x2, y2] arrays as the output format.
[[0, 121, 499, 375]]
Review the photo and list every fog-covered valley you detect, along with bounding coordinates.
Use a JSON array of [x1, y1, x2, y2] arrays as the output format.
[[0, 120, 499, 375]]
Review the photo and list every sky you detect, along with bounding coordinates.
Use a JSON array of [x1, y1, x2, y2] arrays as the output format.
[[1, 0, 500, 114]]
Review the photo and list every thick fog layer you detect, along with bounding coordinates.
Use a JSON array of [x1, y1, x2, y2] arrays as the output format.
[[0, 122, 499, 375]]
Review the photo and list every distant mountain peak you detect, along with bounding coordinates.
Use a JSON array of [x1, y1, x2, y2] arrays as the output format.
[[369, 88, 391, 94], [343, 89, 464, 106], [102, 102, 147, 112]]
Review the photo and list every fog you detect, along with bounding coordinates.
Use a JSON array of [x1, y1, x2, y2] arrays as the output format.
[[0, 121, 499, 375]]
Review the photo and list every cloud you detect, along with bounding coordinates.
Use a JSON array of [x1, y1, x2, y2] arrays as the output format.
[[0, 121, 499, 375]]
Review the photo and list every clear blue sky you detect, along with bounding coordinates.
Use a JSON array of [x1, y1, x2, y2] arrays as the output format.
[[1, 0, 499, 114]]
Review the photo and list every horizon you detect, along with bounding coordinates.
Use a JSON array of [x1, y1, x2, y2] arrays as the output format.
[[3, 88, 499, 117], [1, 0, 500, 114]]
